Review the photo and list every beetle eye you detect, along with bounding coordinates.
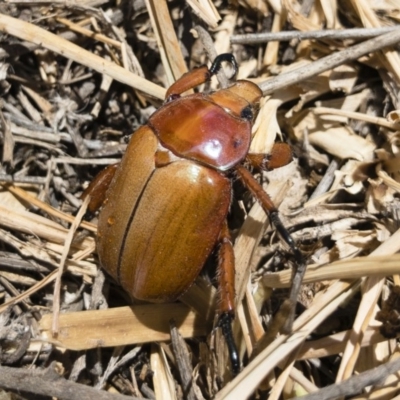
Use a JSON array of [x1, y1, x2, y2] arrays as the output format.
[[165, 94, 180, 103], [240, 106, 253, 120]]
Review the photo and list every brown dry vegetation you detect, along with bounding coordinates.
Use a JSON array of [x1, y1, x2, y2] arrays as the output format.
[[0, 1, 400, 399]]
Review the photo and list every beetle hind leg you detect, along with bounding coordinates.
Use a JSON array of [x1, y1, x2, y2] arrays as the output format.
[[217, 220, 240, 374], [219, 313, 240, 374]]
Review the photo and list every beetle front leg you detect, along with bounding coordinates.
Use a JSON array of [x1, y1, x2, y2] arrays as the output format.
[[246, 142, 293, 171], [166, 53, 239, 100], [217, 220, 240, 374]]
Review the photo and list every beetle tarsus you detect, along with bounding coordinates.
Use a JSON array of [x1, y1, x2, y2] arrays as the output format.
[[218, 312, 240, 375], [269, 210, 303, 265], [209, 54, 239, 79]]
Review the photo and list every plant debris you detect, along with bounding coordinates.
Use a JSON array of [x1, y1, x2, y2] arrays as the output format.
[[0, 1, 400, 399]]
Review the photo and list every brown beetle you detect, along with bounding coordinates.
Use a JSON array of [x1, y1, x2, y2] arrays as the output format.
[[84, 54, 301, 373]]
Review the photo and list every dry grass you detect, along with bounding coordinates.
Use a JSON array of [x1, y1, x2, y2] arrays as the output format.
[[0, 1, 400, 399]]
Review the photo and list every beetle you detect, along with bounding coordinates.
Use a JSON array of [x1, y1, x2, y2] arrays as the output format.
[[83, 54, 301, 373]]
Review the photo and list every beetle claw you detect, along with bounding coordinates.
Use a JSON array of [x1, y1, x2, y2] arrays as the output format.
[[218, 312, 240, 375], [209, 53, 239, 79]]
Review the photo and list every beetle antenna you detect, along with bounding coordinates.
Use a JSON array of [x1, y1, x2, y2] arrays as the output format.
[[209, 54, 239, 80], [219, 312, 240, 375]]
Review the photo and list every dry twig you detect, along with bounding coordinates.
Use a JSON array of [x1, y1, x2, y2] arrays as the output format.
[[231, 26, 400, 44], [0, 363, 144, 400], [292, 357, 400, 400]]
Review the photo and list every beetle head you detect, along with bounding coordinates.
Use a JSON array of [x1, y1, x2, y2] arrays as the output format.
[[208, 80, 262, 121]]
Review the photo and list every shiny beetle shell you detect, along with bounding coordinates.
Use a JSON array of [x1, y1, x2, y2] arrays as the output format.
[[96, 80, 262, 303]]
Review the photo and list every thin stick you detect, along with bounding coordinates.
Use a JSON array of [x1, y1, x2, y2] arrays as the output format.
[[56, 17, 122, 49], [309, 158, 340, 200], [194, 25, 230, 88], [0, 175, 47, 184], [231, 26, 399, 44], [314, 106, 400, 129], [170, 321, 201, 400], [259, 28, 400, 95], [51, 196, 90, 335], [0, 363, 142, 400], [6, 185, 96, 233], [291, 357, 400, 400]]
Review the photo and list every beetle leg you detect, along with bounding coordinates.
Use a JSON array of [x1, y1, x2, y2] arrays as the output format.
[[165, 53, 239, 100], [81, 163, 119, 213], [218, 220, 235, 315], [236, 164, 305, 332], [235, 164, 303, 264], [217, 220, 240, 374], [209, 53, 239, 77], [246, 142, 292, 171], [166, 66, 211, 100], [219, 313, 239, 375]]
